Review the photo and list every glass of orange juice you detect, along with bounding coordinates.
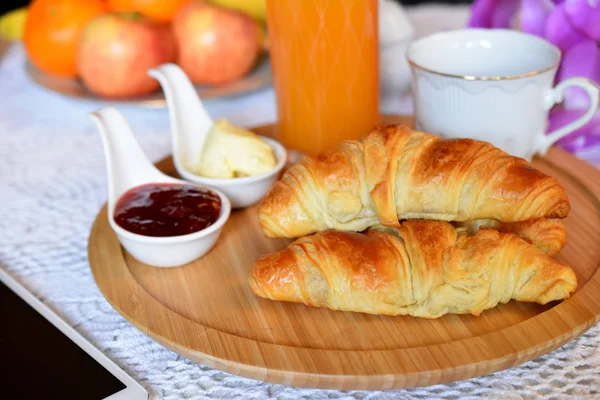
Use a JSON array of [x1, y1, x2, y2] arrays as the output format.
[[267, 0, 379, 155]]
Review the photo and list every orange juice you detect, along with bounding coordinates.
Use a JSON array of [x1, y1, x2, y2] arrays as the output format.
[[267, 0, 379, 155]]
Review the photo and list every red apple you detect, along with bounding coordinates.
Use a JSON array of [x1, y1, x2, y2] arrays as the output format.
[[78, 12, 176, 98], [173, 1, 261, 85]]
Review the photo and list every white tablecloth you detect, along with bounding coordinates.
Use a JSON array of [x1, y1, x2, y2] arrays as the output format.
[[1, 5, 599, 399]]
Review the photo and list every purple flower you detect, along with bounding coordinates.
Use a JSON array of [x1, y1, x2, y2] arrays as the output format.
[[557, 39, 600, 109], [549, 108, 600, 148], [468, 0, 521, 28], [520, 0, 555, 37], [564, 0, 600, 42], [560, 134, 600, 154], [551, 40, 600, 153], [545, 4, 588, 51], [467, 0, 600, 161], [550, 108, 600, 155]]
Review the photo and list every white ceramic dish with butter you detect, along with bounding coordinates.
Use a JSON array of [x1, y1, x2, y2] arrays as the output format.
[[91, 107, 231, 268], [149, 64, 287, 209]]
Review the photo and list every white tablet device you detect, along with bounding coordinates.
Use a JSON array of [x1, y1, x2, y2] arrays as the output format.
[[0, 268, 148, 400]]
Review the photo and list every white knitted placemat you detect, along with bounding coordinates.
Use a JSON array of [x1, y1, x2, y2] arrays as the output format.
[[1, 6, 599, 398]]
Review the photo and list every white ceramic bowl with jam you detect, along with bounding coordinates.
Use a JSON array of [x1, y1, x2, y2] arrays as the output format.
[[92, 107, 231, 268]]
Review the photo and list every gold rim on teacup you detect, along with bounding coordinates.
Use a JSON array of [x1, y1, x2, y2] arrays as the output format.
[[406, 28, 562, 81], [406, 59, 559, 81]]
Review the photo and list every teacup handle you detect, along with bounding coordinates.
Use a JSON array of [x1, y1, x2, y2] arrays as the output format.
[[537, 77, 599, 154]]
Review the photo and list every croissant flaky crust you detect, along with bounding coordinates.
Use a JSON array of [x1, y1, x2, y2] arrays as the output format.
[[259, 125, 570, 238], [249, 220, 577, 318], [455, 218, 567, 257]]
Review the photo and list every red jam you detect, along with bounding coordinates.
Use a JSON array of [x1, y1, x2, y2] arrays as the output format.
[[114, 183, 222, 237]]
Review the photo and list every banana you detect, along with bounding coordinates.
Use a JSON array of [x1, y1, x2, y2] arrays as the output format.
[[207, 0, 267, 22], [0, 8, 27, 42]]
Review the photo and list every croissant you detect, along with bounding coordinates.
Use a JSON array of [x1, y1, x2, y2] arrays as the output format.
[[259, 125, 570, 238], [455, 218, 567, 257], [249, 220, 577, 318]]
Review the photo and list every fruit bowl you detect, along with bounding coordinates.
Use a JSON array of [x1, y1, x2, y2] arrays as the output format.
[[25, 52, 272, 108]]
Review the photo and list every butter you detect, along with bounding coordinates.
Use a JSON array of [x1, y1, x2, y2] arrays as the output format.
[[192, 119, 277, 179]]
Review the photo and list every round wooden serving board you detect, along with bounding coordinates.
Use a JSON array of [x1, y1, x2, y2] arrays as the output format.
[[89, 116, 600, 390]]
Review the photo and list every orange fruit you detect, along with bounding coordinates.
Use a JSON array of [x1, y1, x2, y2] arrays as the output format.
[[24, 0, 107, 77], [107, 0, 189, 22]]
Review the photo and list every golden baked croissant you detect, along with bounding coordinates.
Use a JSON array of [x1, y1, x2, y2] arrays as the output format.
[[455, 218, 567, 257], [259, 125, 570, 238], [249, 220, 577, 318]]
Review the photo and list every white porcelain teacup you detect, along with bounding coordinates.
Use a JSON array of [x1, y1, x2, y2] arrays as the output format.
[[407, 29, 599, 160]]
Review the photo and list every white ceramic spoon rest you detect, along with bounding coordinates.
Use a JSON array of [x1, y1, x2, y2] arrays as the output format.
[[91, 107, 231, 268], [148, 64, 287, 209]]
